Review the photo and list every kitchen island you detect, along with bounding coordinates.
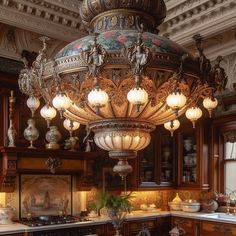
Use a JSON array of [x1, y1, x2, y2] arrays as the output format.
[[1, 211, 236, 236]]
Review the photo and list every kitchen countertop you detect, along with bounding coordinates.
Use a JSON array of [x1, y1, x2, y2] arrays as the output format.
[[1, 211, 236, 235]]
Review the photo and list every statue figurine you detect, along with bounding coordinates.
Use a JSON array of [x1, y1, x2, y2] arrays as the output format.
[[80, 36, 107, 78], [122, 32, 150, 76], [8, 91, 17, 147], [83, 126, 94, 152], [8, 120, 17, 147]]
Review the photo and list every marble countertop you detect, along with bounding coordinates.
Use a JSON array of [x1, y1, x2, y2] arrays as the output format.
[[1, 211, 236, 235]]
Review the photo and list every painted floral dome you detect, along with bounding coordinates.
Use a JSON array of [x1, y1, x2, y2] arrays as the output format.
[[55, 30, 190, 59]]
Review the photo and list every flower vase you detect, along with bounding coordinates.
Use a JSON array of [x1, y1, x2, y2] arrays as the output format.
[[23, 118, 39, 148], [45, 126, 62, 149], [108, 209, 127, 236]]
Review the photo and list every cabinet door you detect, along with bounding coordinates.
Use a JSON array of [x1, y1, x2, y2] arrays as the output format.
[[179, 129, 198, 186], [177, 122, 210, 190], [158, 129, 176, 186], [138, 126, 176, 189], [139, 129, 159, 188], [172, 216, 199, 236]]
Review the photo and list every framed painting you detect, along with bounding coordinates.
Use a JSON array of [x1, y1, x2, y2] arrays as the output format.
[[20, 174, 72, 218]]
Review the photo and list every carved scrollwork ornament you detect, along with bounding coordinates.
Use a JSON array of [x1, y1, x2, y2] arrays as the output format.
[[193, 34, 212, 82], [210, 56, 228, 92], [223, 130, 236, 143], [45, 156, 62, 174]]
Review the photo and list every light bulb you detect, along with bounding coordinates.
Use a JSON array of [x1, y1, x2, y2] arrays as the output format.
[[203, 97, 218, 118], [26, 96, 40, 117], [88, 88, 108, 107], [63, 119, 80, 131], [52, 93, 71, 111], [166, 92, 187, 110], [40, 105, 57, 127], [185, 106, 202, 128], [127, 87, 148, 109], [164, 119, 180, 136]]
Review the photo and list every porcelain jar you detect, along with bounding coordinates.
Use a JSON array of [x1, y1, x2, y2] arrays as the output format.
[[0, 207, 14, 224], [45, 126, 62, 149], [23, 118, 39, 148]]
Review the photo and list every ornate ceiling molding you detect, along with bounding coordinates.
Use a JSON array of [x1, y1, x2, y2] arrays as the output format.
[[161, 0, 236, 46], [0, 0, 84, 42], [0, 23, 65, 62]]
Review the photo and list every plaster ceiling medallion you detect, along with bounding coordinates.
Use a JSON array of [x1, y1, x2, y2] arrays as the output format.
[[18, 0, 227, 177]]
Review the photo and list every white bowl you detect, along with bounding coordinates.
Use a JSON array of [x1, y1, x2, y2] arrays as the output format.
[[181, 202, 200, 212]]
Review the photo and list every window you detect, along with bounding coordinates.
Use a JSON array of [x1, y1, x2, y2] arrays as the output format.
[[224, 132, 236, 194]]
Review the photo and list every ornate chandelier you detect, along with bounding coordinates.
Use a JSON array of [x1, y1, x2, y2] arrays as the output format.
[[18, 0, 227, 177]]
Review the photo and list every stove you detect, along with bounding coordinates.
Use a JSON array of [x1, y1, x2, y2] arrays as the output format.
[[20, 215, 91, 227]]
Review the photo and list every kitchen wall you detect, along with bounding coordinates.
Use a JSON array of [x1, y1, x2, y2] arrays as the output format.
[[86, 188, 214, 211], [2, 176, 214, 220]]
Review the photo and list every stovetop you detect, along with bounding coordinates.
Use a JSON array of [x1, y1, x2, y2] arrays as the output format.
[[20, 215, 91, 227]]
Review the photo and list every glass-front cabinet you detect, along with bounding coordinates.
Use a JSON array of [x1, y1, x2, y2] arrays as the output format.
[[138, 127, 176, 188], [139, 130, 157, 187], [181, 132, 197, 184], [178, 122, 210, 190], [159, 132, 176, 186], [137, 122, 209, 190]]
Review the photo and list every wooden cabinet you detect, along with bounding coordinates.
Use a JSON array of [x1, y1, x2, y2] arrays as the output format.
[[138, 126, 176, 189], [177, 121, 210, 190], [200, 220, 236, 236], [172, 216, 200, 236]]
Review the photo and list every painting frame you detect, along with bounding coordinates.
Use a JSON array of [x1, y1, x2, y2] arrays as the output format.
[[19, 174, 72, 218]]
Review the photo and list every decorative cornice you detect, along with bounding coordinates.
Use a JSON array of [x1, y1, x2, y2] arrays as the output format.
[[0, 23, 65, 61], [161, 0, 236, 46], [0, 0, 84, 42]]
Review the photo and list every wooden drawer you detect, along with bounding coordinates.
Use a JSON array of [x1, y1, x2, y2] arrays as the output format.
[[172, 217, 193, 229], [128, 219, 156, 232], [201, 221, 236, 235]]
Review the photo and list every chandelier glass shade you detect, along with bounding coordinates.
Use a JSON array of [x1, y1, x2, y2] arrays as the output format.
[[18, 0, 227, 176]]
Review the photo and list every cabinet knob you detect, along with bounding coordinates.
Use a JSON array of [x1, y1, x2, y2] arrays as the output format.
[[213, 225, 222, 233], [224, 226, 232, 234]]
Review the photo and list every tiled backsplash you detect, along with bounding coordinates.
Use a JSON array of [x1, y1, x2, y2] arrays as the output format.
[[86, 188, 214, 211], [2, 175, 214, 220]]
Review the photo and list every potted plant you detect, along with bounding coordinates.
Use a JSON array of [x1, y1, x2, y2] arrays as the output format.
[[89, 192, 132, 236]]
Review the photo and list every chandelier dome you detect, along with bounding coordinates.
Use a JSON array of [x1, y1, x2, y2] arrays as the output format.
[[80, 0, 166, 31]]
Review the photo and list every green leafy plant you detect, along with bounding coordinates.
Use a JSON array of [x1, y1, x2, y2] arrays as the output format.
[[88, 192, 133, 216], [102, 192, 132, 213]]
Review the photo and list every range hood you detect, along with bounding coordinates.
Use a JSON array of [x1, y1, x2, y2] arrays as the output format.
[[0, 147, 98, 192]]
